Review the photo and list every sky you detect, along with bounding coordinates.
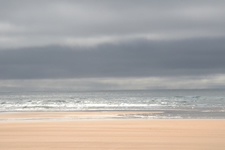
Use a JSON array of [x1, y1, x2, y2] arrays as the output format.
[[0, 0, 225, 91]]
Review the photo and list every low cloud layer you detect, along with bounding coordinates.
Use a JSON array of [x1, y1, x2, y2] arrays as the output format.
[[1, 75, 225, 91], [1, 38, 225, 79]]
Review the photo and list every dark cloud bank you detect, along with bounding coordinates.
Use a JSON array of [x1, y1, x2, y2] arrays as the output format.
[[1, 38, 225, 80]]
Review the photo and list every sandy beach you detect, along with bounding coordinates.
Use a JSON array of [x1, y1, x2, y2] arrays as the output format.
[[0, 112, 224, 150]]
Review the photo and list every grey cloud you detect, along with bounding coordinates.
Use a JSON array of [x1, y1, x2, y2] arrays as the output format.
[[1, 0, 225, 48], [0, 79, 120, 91], [0, 38, 225, 79]]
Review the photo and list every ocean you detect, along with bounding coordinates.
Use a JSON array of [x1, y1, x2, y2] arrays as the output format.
[[0, 89, 225, 119]]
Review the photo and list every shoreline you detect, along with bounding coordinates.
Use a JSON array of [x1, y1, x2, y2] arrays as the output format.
[[1, 110, 225, 121], [0, 111, 164, 121]]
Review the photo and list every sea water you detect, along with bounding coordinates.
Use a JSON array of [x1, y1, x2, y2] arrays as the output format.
[[0, 89, 225, 119]]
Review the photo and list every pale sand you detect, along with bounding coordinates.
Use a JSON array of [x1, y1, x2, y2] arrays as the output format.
[[0, 113, 225, 150]]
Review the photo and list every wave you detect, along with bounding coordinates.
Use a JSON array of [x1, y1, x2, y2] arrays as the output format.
[[0, 90, 225, 112]]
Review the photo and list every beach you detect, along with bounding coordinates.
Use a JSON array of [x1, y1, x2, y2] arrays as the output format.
[[0, 112, 225, 150], [1, 0, 225, 149]]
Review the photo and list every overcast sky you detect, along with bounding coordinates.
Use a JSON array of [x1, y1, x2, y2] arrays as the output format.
[[0, 0, 225, 91]]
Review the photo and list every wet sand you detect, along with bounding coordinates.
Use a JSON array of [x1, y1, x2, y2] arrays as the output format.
[[0, 111, 161, 119], [0, 112, 225, 150]]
